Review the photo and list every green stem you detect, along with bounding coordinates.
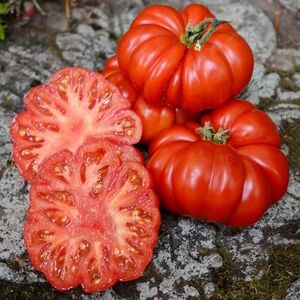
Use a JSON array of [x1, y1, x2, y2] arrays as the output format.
[[32, 0, 46, 16], [196, 122, 230, 144], [181, 18, 227, 51]]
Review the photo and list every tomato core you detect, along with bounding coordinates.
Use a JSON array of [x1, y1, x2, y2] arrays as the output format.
[[181, 18, 228, 50], [196, 122, 230, 144]]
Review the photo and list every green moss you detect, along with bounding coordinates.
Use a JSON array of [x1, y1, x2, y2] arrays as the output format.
[[280, 118, 300, 171], [212, 245, 300, 300], [0, 96, 14, 111], [265, 66, 296, 78], [0, 159, 13, 179], [256, 97, 275, 111], [280, 77, 299, 92], [188, 277, 205, 297], [0, 280, 84, 300]]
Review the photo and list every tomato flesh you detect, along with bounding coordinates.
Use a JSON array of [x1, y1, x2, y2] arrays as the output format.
[[10, 67, 142, 182], [24, 141, 160, 293]]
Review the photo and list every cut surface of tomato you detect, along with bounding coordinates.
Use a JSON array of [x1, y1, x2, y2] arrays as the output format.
[[10, 67, 142, 182], [24, 141, 160, 293]]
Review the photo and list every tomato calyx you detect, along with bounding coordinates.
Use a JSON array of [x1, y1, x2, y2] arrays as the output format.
[[196, 122, 230, 144], [181, 18, 228, 51]]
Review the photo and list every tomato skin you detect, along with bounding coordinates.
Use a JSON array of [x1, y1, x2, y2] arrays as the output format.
[[103, 56, 138, 104], [10, 67, 142, 182], [103, 55, 200, 143], [117, 4, 254, 112], [133, 96, 175, 143], [25, 140, 160, 293], [147, 99, 289, 227]]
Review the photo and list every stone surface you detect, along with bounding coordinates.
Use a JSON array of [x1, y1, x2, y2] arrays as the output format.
[[267, 48, 300, 74], [286, 279, 300, 300], [0, 0, 299, 299], [56, 24, 116, 70], [241, 62, 281, 104], [279, 0, 300, 12]]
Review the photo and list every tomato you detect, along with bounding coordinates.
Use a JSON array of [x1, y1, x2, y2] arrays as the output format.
[[24, 140, 160, 293], [103, 55, 199, 143], [102, 56, 138, 104], [133, 96, 175, 143], [117, 4, 254, 112], [148, 99, 289, 227], [10, 67, 142, 182]]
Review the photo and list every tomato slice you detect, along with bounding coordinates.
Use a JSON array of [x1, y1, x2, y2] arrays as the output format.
[[10, 67, 142, 182], [24, 141, 160, 293]]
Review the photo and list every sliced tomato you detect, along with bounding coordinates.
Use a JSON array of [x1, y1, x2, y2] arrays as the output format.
[[24, 141, 160, 293], [10, 67, 142, 182]]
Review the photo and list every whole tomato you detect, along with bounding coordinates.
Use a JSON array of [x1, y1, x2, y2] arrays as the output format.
[[117, 4, 254, 112], [103, 55, 199, 143], [102, 56, 138, 105], [148, 99, 289, 227]]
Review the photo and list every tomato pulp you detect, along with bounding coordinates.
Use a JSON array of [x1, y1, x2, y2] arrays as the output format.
[[11, 67, 142, 182], [25, 141, 160, 293]]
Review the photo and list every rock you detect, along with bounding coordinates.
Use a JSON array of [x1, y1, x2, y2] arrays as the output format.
[[71, 0, 145, 38], [209, 3, 277, 64], [56, 24, 116, 70], [286, 279, 300, 300], [267, 48, 300, 74], [279, 0, 300, 12], [241, 62, 280, 104], [268, 103, 300, 125], [292, 73, 300, 88], [277, 88, 300, 101]]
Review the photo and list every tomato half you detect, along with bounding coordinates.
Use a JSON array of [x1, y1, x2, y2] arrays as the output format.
[[148, 99, 289, 227], [24, 140, 160, 293], [10, 67, 142, 182], [117, 4, 254, 112], [103, 55, 199, 143]]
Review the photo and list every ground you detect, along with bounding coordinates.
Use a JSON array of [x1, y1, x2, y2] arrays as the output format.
[[0, 0, 299, 299]]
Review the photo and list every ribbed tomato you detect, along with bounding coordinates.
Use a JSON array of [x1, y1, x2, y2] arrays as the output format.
[[148, 99, 289, 227], [10, 67, 142, 182], [117, 4, 254, 112], [25, 141, 160, 293], [103, 55, 199, 143]]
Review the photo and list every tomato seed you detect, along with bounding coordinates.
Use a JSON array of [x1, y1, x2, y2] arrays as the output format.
[[113, 248, 121, 256], [93, 277, 101, 285], [79, 240, 90, 251], [127, 129, 133, 136], [32, 163, 39, 172], [100, 98, 112, 111], [21, 149, 31, 156], [60, 215, 69, 225], [19, 129, 26, 136], [124, 121, 132, 129], [95, 183, 103, 190]]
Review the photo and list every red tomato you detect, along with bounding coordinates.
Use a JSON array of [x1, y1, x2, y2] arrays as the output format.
[[103, 55, 199, 143], [117, 4, 254, 112], [102, 56, 138, 104], [133, 96, 175, 143], [10, 67, 142, 182], [24, 140, 160, 293], [148, 99, 289, 227]]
